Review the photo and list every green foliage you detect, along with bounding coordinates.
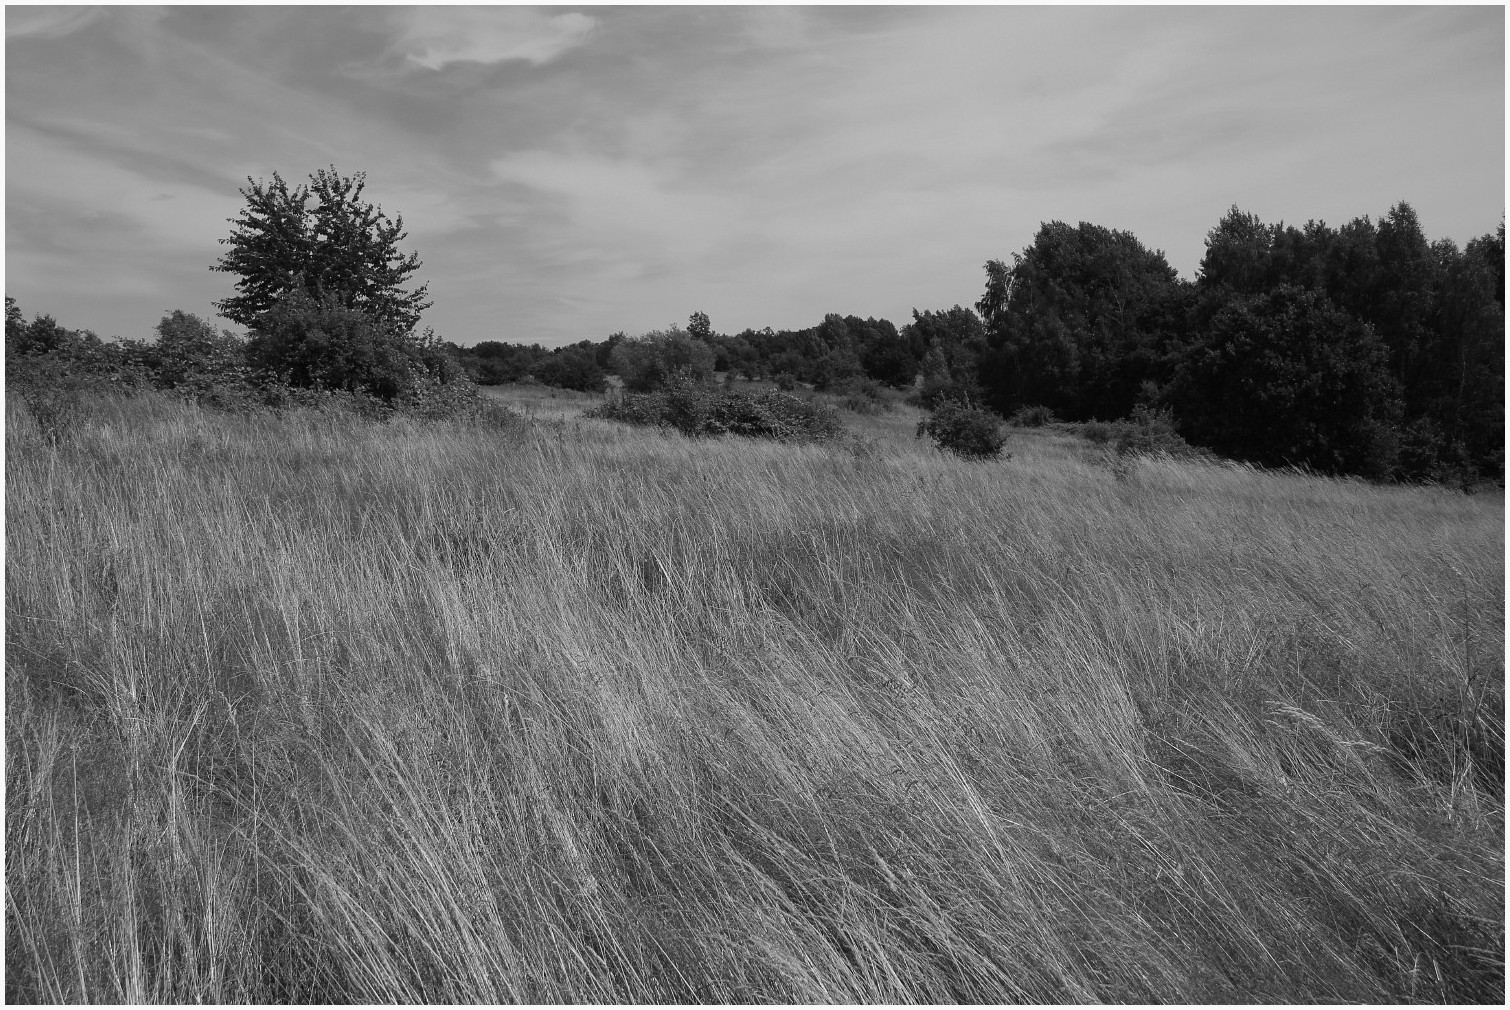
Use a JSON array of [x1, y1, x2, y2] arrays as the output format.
[[908, 375, 982, 412], [1008, 404, 1059, 427], [1172, 285, 1403, 477], [609, 326, 717, 392], [212, 167, 430, 335], [1187, 203, 1504, 483], [836, 378, 891, 415], [1108, 405, 1203, 458], [979, 222, 1187, 421], [246, 289, 450, 401], [589, 375, 842, 442], [916, 398, 1009, 460], [687, 310, 712, 341], [130, 310, 250, 391], [531, 345, 607, 393]]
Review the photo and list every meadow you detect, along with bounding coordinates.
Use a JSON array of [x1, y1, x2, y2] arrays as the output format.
[[5, 384, 1504, 1002]]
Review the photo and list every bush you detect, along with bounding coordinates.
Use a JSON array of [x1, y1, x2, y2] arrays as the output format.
[[532, 346, 608, 393], [609, 327, 716, 392], [915, 398, 1009, 460], [837, 378, 891, 415], [907, 372, 985, 412], [588, 376, 842, 442], [1078, 406, 1205, 459], [1009, 404, 1059, 427], [247, 290, 450, 401], [1112, 405, 1202, 458], [774, 371, 798, 391], [1393, 417, 1478, 488]]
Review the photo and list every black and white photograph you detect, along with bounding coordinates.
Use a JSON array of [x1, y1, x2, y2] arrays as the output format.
[[5, 5, 1505, 1003]]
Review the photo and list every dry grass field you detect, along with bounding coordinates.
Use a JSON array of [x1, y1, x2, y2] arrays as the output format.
[[5, 386, 1504, 1002]]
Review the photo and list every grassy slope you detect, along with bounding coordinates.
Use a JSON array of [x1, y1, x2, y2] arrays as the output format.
[[5, 388, 1504, 1003]]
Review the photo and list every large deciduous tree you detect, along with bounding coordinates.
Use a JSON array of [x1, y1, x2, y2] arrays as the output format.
[[979, 221, 1188, 420], [1171, 285, 1403, 478], [212, 167, 450, 400], [212, 167, 431, 336]]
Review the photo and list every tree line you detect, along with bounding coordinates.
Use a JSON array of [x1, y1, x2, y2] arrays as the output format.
[[5, 164, 1501, 486], [964, 204, 1504, 484]]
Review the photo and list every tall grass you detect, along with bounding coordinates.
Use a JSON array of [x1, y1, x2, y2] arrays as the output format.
[[6, 389, 1503, 1002]]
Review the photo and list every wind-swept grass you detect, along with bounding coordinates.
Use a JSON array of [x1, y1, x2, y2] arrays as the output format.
[[6, 389, 1503, 1002]]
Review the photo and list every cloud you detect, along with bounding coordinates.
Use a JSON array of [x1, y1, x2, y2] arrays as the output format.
[[391, 8, 595, 70], [5, 5, 106, 40]]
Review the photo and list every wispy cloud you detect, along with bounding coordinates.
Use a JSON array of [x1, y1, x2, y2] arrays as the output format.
[[4, 7, 1502, 346], [5, 5, 106, 40], [391, 8, 595, 70]]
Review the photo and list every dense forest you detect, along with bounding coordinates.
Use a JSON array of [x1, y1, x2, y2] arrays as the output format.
[[7, 193, 1503, 486]]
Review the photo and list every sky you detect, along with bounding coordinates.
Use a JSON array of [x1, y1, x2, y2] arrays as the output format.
[[5, 5, 1505, 348]]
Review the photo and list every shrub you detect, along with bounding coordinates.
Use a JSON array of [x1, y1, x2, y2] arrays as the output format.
[[609, 326, 716, 392], [916, 398, 1009, 460], [774, 371, 798, 391], [589, 376, 842, 442], [532, 346, 608, 393], [1112, 405, 1202, 458], [1009, 404, 1059, 427], [1078, 406, 1206, 460], [907, 372, 985, 412], [837, 378, 891, 415]]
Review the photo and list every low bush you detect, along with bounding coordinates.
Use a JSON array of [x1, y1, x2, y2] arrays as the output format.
[[916, 398, 1009, 460], [907, 373, 985, 412], [837, 378, 891, 415], [1079, 406, 1206, 459], [1009, 404, 1059, 427], [588, 376, 842, 442]]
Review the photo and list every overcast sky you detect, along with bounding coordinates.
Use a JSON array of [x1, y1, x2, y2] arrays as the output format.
[[6, 5, 1504, 347]]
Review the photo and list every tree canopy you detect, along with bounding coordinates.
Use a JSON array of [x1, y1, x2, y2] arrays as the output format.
[[212, 167, 431, 335]]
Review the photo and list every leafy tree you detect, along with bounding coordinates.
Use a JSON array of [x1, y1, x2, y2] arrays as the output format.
[[979, 223, 1185, 420], [246, 289, 441, 401], [212, 167, 431, 335], [609, 326, 716, 391], [975, 259, 1012, 332], [5, 296, 24, 346], [806, 314, 866, 390], [687, 311, 712, 341], [1197, 206, 1277, 296], [533, 345, 608, 392], [1171, 285, 1402, 477], [144, 310, 246, 389], [903, 306, 987, 381], [844, 315, 914, 387], [597, 331, 627, 370], [5, 311, 75, 358]]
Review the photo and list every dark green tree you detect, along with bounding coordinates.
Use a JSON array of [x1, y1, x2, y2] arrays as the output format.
[[1171, 285, 1403, 477], [979, 222, 1185, 420], [246, 289, 442, 401], [212, 167, 431, 335], [609, 326, 716, 391], [144, 310, 246, 389], [534, 344, 608, 392]]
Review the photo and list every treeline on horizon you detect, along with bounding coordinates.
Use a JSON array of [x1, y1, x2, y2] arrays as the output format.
[[449, 201, 1504, 486], [6, 197, 1502, 487]]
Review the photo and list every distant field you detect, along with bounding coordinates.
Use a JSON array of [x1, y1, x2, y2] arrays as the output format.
[[6, 387, 1503, 1003]]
